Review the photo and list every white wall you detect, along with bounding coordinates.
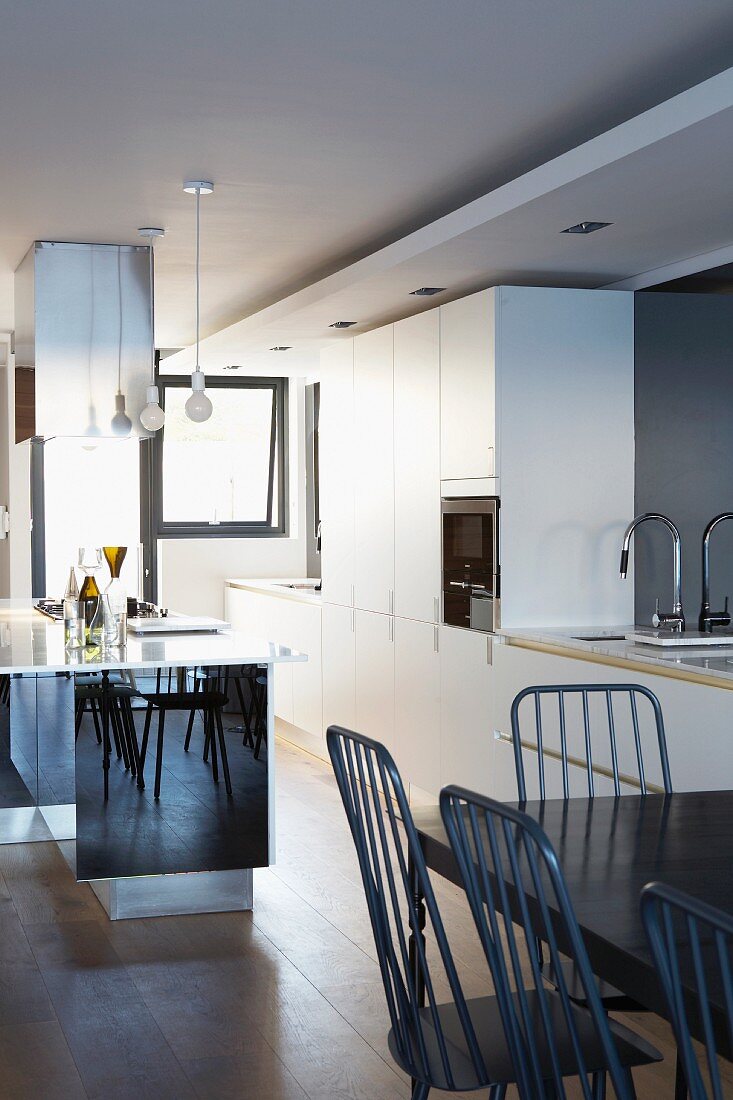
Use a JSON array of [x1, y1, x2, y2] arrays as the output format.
[[158, 376, 309, 616]]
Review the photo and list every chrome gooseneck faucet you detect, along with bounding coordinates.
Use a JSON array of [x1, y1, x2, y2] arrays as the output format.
[[620, 513, 684, 632], [699, 513, 733, 632]]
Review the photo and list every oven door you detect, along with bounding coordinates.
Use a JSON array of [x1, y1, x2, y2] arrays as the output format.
[[441, 498, 499, 575]]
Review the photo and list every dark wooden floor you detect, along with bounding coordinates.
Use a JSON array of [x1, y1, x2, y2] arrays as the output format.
[[0, 736, 725, 1098]]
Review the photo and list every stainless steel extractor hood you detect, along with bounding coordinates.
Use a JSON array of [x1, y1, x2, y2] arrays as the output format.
[[14, 241, 153, 442]]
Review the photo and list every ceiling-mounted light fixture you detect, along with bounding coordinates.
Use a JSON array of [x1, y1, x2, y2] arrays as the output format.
[[329, 321, 357, 329], [269, 346, 291, 351], [110, 246, 133, 436], [183, 180, 214, 423], [138, 227, 166, 432], [410, 287, 446, 296], [562, 221, 612, 235]]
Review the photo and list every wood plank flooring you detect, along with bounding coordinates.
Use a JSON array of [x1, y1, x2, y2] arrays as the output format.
[[0, 735, 723, 1098]]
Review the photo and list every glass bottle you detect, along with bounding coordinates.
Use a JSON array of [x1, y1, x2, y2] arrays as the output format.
[[78, 547, 103, 643], [88, 593, 104, 646], [63, 567, 79, 601], [103, 546, 128, 646], [63, 595, 83, 649]]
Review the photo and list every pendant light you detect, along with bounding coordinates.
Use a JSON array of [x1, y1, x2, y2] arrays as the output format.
[[183, 180, 213, 423], [110, 245, 133, 436], [138, 227, 165, 431], [82, 246, 101, 450]]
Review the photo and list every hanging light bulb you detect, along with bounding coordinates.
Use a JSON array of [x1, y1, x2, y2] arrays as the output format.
[[183, 180, 214, 423], [110, 246, 132, 437], [138, 227, 166, 432]]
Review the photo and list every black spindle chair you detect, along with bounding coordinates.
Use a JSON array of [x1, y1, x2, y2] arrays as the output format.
[[641, 882, 733, 1100], [140, 666, 231, 799], [441, 785, 662, 1099], [328, 725, 509, 1098], [510, 683, 672, 802], [511, 683, 672, 1004]]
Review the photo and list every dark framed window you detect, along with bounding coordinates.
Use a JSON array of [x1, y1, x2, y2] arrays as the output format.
[[150, 375, 288, 539]]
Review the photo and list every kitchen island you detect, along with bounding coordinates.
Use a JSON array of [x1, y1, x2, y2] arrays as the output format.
[[0, 600, 306, 918]]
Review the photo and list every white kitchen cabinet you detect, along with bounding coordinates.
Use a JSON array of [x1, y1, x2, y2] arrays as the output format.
[[319, 341, 355, 607], [439, 625, 494, 794], [354, 609, 395, 754], [440, 289, 496, 482], [393, 311, 441, 624], [394, 616, 441, 797], [290, 601, 323, 739], [353, 327, 394, 615], [322, 601, 356, 734], [225, 587, 294, 723]]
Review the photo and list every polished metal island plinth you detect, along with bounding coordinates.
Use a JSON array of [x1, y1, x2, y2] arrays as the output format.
[[0, 601, 306, 918]]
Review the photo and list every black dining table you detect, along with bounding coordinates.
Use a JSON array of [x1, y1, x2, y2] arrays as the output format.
[[412, 790, 733, 1057]]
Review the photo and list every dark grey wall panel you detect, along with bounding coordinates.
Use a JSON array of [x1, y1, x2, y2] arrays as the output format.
[[634, 292, 733, 628]]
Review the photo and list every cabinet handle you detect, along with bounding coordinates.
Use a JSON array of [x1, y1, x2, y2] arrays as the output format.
[[351, 584, 355, 607], [433, 596, 439, 622], [434, 626, 439, 653], [350, 609, 355, 633], [389, 588, 394, 615], [389, 617, 394, 643], [486, 636, 493, 665]]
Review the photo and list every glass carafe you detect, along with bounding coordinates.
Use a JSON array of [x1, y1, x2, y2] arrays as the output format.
[[78, 547, 103, 643], [103, 546, 127, 646]]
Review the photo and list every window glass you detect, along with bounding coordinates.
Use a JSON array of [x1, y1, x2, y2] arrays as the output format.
[[161, 385, 279, 526]]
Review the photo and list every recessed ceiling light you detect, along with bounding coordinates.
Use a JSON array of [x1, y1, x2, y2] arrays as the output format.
[[223, 364, 242, 371], [269, 346, 292, 351], [410, 287, 446, 296], [562, 221, 612, 235], [329, 321, 357, 329]]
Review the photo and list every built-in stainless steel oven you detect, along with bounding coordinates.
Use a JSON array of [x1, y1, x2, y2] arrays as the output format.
[[441, 497, 500, 632]]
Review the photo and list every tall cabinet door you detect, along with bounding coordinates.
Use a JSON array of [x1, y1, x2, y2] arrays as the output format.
[[394, 617, 441, 797], [394, 311, 441, 623], [440, 289, 496, 481], [439, 625, 494, 794], [322, 602, 356, 734], [319, 341, 354, 606], [353, 327, 394, 615], [354, 609, 395, 754]]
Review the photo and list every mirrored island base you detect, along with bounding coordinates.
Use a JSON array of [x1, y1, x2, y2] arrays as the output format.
[[0, 659, 279, 919]]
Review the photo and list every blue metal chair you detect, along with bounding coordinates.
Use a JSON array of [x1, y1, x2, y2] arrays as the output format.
[[510, 683, 672, 802], [328, 725, 513, 1098], [641, 882, 733, 1100], [440, 784, 662, 1099], [511, 682, 673, 1017]]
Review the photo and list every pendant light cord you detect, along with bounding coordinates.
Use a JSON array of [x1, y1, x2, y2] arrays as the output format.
[[149, 235, 156, 385], [195, 186, 201, 371], [117, 245, 123, 394]]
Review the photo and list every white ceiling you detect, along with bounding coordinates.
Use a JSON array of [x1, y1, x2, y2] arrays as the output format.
[[2, 1, 733, 357]]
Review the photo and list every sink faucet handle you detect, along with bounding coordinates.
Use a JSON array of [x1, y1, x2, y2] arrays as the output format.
[[652, 597, 661, 628]]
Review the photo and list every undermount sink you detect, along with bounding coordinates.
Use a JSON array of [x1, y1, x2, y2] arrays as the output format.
[[572, 634, 626, 641]]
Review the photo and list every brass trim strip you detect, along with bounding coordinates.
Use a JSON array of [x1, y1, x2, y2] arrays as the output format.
[[505, 637, 733, 692], [495, 729, 664, 795]]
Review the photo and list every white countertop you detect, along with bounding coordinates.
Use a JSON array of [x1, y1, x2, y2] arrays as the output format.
[[497, 624, 733, 685], [225, 578, 322, 605], [0, 601, 307, 675]]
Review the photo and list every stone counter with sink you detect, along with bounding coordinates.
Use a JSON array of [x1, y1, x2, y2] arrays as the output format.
[[495, 623, 733, 687]]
